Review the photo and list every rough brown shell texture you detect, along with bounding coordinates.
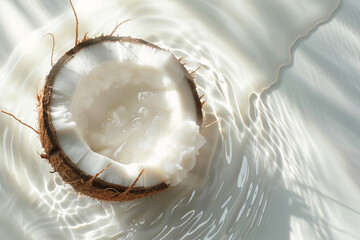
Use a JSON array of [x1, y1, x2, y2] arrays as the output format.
[[39, 36, 203, 201]]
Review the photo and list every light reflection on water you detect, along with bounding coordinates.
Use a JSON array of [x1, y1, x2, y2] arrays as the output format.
[[1, 0, 360, 239]]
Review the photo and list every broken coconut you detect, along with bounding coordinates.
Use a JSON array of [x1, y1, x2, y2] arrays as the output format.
[[38, 36, 205, 201]]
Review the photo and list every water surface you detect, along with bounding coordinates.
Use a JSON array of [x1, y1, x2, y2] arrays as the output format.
[[1, 0, 360, 239]]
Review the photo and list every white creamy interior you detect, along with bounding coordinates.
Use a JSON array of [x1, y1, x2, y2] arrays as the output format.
[[50, 41, 205, 187]]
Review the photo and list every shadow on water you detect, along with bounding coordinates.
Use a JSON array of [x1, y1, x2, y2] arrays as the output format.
[[261, 0, 343, 96], [254, 1, 360, 239], [254, 180, 360, 240]]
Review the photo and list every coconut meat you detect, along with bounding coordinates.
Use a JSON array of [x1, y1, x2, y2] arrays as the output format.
[[50, 41, 205, 187]]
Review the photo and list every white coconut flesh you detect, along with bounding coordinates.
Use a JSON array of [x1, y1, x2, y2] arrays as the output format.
[[50, 41, 205, 187]]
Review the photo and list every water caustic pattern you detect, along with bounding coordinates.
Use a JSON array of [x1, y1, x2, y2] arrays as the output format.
[[1, 0, 360, 239]]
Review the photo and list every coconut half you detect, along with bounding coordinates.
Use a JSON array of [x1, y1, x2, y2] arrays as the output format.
[[39, 36, 205, 201]]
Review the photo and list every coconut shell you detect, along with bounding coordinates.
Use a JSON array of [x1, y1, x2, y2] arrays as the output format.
[[39, 36, 203, 201]]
